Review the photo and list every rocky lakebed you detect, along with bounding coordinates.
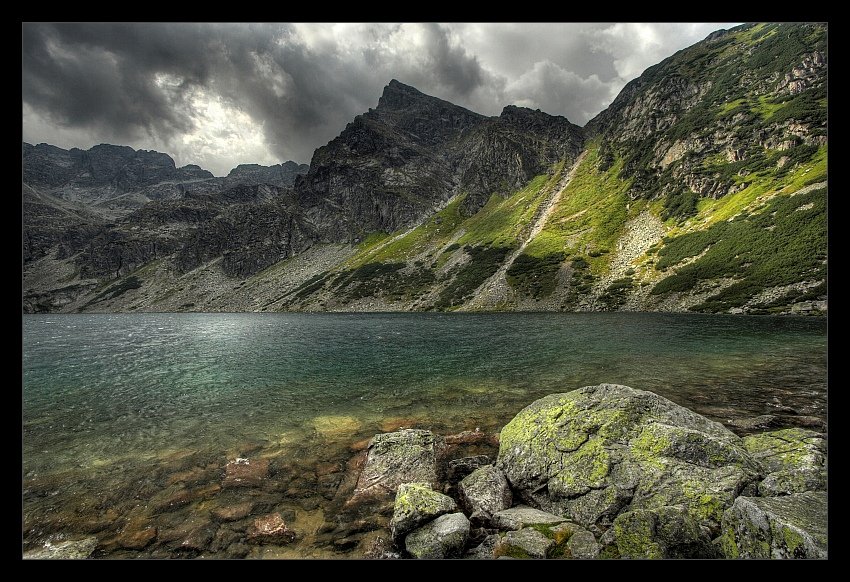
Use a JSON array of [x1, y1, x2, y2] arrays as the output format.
[[24, 384, 827, 559]]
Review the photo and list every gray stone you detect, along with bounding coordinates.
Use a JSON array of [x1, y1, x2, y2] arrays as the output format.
[[23, 537, 98, 559], [494, 528, 554, 559], [720, 491, 827, 559], [352, 429, 443, 502], [404, 513, 470, 559], [759, 468, 827, 496], [464, 534, 500, 559], [612, 506, 717, 559], [742, 428, 827, 496], [496, 385, 761, 529], [458, 465, 512, 523], [390, 482, 457, 541], [566, 530, 601, 559], [492, 506, 568, 531], [447, 455, 492, 483]]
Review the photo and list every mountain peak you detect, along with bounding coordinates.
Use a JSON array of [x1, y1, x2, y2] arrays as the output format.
[[376, 79, 430, 111]]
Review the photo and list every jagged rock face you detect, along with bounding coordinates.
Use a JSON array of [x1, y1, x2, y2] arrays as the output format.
[[67, 184, 316, 280], [295, 80, 584, 241], [586, 23, 827, 202], [22, 143, 214, 203], [22, 142, 309, 215], [457, 106, 583, 214]]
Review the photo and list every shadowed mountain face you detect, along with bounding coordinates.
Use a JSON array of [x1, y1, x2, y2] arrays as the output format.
[[22, 23, 827, 315], [295, 80, 584, 242]]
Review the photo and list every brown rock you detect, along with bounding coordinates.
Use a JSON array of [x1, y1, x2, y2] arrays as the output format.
[[117, 525, 157, 550], [379, 416, 420, 432], [350, 437, 372, 452], [167, 466, 209, 486], [246, 513, 296, 545], [211, 501, 254, 522], [444, 429, 499, 446], [223, 457, 270, 488]]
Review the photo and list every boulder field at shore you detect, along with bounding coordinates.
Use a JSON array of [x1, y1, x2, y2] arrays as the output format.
[[24, 384, 827, 559], [351, 384, 828, 559]]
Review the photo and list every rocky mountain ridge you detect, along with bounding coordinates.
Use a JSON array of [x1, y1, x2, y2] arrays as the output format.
[[23, 22, 827, 315]]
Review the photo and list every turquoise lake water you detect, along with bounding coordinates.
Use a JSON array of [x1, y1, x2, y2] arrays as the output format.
[[22, 312, 827, 557]]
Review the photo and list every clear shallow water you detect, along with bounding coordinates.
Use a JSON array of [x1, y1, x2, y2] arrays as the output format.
[[22, 313, 827, 557]]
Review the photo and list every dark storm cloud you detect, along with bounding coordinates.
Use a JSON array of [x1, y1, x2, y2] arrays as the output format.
[[22, 22, 737, 176]]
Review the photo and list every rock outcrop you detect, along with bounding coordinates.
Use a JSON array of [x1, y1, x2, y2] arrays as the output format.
[[720, 491, 827, 558], [496, 384, 761, 531]]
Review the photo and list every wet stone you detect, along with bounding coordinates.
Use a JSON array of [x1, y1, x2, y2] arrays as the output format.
[[211, 500, 255, 522], [246, 513, 296, 545], [223, 457, 270, 488]]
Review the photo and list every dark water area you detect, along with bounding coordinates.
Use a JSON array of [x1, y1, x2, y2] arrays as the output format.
[[22, 312, 827, 558]]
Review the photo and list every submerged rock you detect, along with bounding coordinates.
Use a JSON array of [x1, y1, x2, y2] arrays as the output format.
[[211, 501, 254, 522], [720, 491, 827, 559], [496, 384, 761, 530], [23, 537, 98, 559], [351, 429, 443, 502], [742, 428, 827, 496], [458, 465, 512, 524], [246, 513, 296, 545], [223, 457, 270, 488], [404, 513, 470, 559], [390, 482, 457, 541]]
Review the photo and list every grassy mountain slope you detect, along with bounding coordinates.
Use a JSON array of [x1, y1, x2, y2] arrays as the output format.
[[25, 22, 826, 315]]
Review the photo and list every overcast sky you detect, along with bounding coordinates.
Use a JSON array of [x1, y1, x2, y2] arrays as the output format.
[[22, 22, 738, 176]]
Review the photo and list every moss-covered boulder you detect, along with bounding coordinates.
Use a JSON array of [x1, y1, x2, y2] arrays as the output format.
[[612, 506, 717, 559], [493, 528, 554, 559], [458, 465, 512, 523], [404, 512, 470, 559], [496, 385, 761, 531], [720, 491, 827, 559], [742, 428, 827, 496], [352, 429, 443, 502], [390, 482, 457, 542]]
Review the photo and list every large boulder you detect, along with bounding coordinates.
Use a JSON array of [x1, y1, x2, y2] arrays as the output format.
[[742, 428, 827, 496], [404, 513, 470, 559], [720, 491, 827, 559], [351, 429, 443, 502], [458, 465, 512, 523], [496, 385, 761, 530], [390, 482, 457, 541]]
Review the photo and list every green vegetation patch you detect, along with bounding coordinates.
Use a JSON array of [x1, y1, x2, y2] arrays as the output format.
[[651, 187, 826, 312], [95, 275, 143, 301], [524, 143, 631, 274], [434, 245, 511, 309], [458, 172, 559, 248], [506, 252, 566, 299], [598, 277, 634, 310]]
